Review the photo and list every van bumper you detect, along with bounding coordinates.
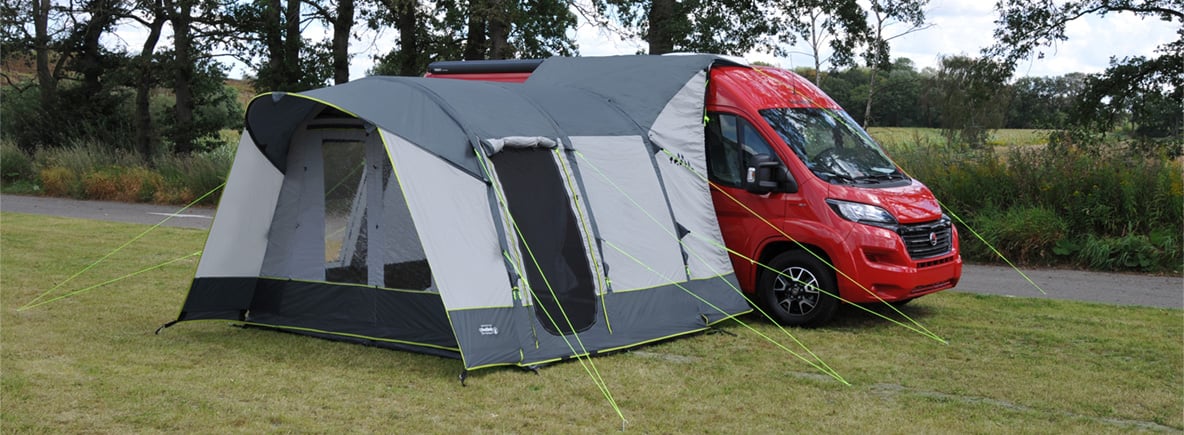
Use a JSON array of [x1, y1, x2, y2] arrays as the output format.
[[836, 225, 963, 303]]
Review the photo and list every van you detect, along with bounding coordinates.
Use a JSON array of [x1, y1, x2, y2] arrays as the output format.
[[426, 56, 962, 326]]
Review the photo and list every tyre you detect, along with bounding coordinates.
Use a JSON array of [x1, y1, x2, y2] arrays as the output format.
[[758, 251, 839, 327]]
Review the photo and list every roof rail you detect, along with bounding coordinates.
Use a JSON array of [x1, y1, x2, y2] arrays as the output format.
[[426, 59, 545, 75]]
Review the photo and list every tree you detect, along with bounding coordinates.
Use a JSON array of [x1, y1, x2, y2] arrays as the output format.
[[987, 0, 1183, 141], [127, 0, 168, 159], [931, 55, 1013, 147], [859, 0, 929, 127], [593, 0, 772, 55], [306, 0, 364, 84], [231, 0, 331, 91], [777, 0, 868, 85], [371, 0, 576, 76]]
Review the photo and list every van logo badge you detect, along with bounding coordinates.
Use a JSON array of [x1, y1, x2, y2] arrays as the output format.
[[928, 232, 938, 246], [479, 324, 499, 336]]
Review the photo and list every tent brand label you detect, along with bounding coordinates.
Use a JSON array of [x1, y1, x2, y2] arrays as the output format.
[[479, 324, 499, 336]]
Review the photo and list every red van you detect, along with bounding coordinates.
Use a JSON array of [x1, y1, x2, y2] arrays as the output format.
[[426, 57, 961, 326]]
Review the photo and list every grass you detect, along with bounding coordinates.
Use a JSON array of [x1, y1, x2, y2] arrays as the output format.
[[2, 213, 1181, 432], [868, 127, 1054, 148]]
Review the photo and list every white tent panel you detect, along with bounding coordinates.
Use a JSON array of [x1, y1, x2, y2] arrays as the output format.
[[382, 130, 513, 309], [571, 135, 685, 291], [195, 134, 283, 278], [649, 72, 734, 279]]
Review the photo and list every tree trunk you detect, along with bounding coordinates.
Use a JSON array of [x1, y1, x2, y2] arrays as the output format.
[[171, 0, 196, 154], [79, 0, 119, 95], [464, 0, 487, 60], [863, 68, 877, 128], [283, 0, 302, 87], [394, 0, 420, 76], [332, 0, 354, 84], [32, 0, 55, 105], [264, 0, 284, 87], [647, 0, 676, 54], [487, 0, 510, 59], [134, 2, 166, 161]]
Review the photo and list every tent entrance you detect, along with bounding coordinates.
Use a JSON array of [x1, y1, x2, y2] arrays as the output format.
[[491, 149, 596, 336], [260, 113, 432, 291]]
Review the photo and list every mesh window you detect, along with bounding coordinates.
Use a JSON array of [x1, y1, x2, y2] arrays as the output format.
[[262, 113, 432, 291]]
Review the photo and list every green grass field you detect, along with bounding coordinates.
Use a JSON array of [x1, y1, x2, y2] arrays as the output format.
[[2, 213, 1181, 433], [867, 127, 1053, 148]]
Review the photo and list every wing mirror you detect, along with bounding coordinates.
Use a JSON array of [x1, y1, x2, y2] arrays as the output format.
[[745, 154, 797, 194]]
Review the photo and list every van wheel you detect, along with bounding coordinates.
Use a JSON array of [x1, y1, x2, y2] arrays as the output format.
[[758, 251, 839, 327]]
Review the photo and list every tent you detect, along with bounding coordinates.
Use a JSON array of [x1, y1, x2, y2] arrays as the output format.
[[169, 54, 752, 370]]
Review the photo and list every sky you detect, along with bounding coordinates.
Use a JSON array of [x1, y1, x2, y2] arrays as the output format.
[[571, 0, 1180, 79], [106, 0, 1179, 81]]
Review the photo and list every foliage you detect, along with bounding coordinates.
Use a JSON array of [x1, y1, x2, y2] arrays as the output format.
[[988, 0, 1183, 144], [1056, 231, 1182, 272], [776, 0, 869, 81], [0, 140, 35, 183], [1005, 74, 1087, 129], [592, 0, 772, 55], [4, 140, 234, 205], [890, 133, 1183, 272], [3, 213, 1181, 432], [959, 206, 1067, 264], [929, 55, 1013, 147]]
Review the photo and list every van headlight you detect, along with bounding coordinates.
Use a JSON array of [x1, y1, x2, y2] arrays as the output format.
[[826, 199, 897, 229]]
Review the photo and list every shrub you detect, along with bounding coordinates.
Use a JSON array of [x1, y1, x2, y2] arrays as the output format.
[[961, 206, 1067, 264], [1072, 233, 1181, 273], [1, 140, 36, 183], [39, 167, 81, 198], [153, 141, 235, 205], [34, 140, 142, 175], [83, 169, 121, 200], [82, 167, 164, 202]]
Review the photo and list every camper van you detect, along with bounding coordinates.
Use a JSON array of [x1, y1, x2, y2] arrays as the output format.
[[426, 57, 962, 326]]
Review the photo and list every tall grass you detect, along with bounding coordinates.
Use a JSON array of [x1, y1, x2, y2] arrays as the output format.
[[1, 138, 235, 205], [890, 137, 1183, 272]]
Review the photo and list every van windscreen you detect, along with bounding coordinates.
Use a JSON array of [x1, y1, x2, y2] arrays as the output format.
[[761, 108, 908, 186]]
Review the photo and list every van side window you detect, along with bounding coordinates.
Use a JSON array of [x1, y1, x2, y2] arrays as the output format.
[[705, 112, 781, 188]]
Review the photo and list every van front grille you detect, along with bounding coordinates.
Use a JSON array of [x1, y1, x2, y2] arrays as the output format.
[[898, 218, 953, 260]]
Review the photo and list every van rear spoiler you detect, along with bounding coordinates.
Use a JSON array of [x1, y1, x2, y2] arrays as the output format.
[[426, 59, 545, 75]]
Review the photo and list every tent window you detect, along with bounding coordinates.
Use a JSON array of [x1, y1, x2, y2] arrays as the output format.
[[322, 137, 433, 290], [262, 119, 432, 291], [491, 149, 596, 336]]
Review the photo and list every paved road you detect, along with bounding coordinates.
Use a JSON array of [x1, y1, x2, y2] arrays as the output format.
[[2, 194, 1181, 309]]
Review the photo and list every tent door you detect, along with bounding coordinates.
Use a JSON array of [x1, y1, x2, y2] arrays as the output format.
[[491, 149, 596, 336]]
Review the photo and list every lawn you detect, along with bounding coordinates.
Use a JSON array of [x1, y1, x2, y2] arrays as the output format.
[[2, 212, 1180, 433]]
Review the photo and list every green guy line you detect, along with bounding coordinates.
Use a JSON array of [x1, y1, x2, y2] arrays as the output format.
[[888, 162, 1048, 296], [658, 148, 945, 344], [941, 203, 1049, 295], [572, 150, 847, 379], [504, 208, 626, 424], [20, 182, 225, 311], [604, 240, 849, 385], [19, 251, 201, 311], [476, 149, 626, 426]]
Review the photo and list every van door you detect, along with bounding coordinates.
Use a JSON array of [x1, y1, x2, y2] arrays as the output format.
[[704, 112, 797, 285]]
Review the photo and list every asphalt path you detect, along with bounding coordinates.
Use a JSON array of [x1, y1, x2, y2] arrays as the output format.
[[2, 194, 1180, 309]]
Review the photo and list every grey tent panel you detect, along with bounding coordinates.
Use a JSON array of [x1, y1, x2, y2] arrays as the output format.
[[526, 55, 736, 131]]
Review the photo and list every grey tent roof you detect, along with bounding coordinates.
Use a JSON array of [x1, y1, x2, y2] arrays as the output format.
[[244, 54, 738, 176]]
